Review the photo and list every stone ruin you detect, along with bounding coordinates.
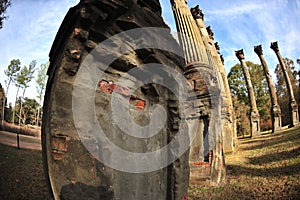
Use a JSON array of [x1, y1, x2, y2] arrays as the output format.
[[271, 42, 299, 127], [42, 0, 234, 199], [43, 1, 188, 199], [189, 4, 237, 153], [235, 41, 299, 135], [254, 45, 281, 133], [235, 50, 261, 137], [170, 0, 229, 185]]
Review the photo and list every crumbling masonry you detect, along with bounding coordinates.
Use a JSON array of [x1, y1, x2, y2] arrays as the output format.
[[171, 0, 226, 185]]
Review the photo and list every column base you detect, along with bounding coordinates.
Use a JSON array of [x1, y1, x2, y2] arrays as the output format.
[[290, 102, 299, 127], [250, 114, 260, 137], [222, 123, 235, 153], [272, 116, 281, 132]]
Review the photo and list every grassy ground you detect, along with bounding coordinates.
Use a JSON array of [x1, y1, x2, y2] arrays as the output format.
[[189, 126, 300, 199], [0, 144, 49, 199], [0, 126, 299, 199], [0, 131, 41, 144], [2, 121, 41, 137]]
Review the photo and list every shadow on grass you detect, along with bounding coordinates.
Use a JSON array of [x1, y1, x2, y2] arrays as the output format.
[[227, 162, 300, 177], [248, 146, 300, 165], [241, 127, 300, 151]]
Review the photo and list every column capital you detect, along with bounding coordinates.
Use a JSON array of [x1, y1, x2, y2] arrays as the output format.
[[220, 55, 224, 65], [254, 45, 263, 56], [215, 42, 220, 53], [235, 49, 245, 60], [190, 5, 204, 20], [270, 41, 279, 52], [206, 26, 214, 40]]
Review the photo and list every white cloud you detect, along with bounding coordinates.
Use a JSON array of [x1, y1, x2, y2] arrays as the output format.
[[199, 0, 299, 72], [162, 0, 300, 74], [1, 0, 299, 105]]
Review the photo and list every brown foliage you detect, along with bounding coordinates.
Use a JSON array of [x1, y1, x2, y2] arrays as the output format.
[[2, 121, 40, 137], [260, 119, 272, 131]]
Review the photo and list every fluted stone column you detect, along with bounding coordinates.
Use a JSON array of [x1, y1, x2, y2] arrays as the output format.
[[254, 45, 281, 132], [191, 5, 237, 152], [271, 42, 298, 127], [236, 49, 260, 137], [170, 0, 208, 65], [171, 0, 226, 185]]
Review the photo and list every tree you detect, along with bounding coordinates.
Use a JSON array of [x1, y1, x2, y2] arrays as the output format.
[[19, 60, 36, 124], [35, 62, 48, 126], [0, 0, 11, 29], [228, 61, 271, 135], [4, 59, 21, 98], [12, 71, 22, 123], [14, 97, 39, 125], [12, 61, 36, 125], [3, 59, 21, 125], [227, 63, 248, 104], [231, 95, 249, 137]]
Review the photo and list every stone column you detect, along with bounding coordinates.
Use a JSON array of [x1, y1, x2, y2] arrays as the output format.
[[235, 49, 260, 137], [171, 0, 226, 185], [254, 45, 281, 132], [170, 0, 208, 65], [270, 41, 299, 127], [44, 1, 190, 199], [191, 5, 237, 152]]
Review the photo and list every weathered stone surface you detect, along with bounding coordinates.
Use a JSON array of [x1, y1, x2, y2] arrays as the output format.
[[236, 49, 260, 137], [43, 1, 189, 200], [270, 41, 299, 127], [191, 4, 237, 153], [171, 0, 226, 185], [254, 45, 281, 132]]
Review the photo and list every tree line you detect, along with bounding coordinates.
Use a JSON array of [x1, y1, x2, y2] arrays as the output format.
[[228, 57, 300, 136], [3, 59, 48, 126]]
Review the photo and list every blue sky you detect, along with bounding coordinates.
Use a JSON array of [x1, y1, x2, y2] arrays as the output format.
[[0, 0, 299, 105]]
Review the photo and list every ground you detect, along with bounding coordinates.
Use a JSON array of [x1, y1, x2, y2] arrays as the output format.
[[0, 126, 299, 199], [189, 126, 300, 199]]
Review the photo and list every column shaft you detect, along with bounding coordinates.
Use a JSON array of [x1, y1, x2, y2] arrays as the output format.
[[254, 45, 281, 132], [191, 5, 236, 152], [271, 42, 299, 127], [236, 50, 260, 137], [171, 0, 207, 65], [170, 0, 226, 185]]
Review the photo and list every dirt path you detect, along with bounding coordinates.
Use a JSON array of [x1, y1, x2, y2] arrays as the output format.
[[0, 131, 41, 151]]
